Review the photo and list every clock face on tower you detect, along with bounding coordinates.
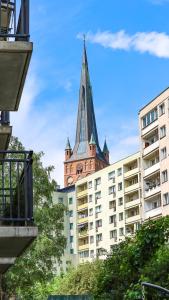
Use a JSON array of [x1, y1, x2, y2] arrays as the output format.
[[67, 176, 73, 185]]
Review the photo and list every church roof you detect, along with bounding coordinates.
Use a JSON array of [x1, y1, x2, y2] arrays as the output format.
[[67, 40, 107, 163], [65, 137, 72, 150], [103, 139, 109, 153]]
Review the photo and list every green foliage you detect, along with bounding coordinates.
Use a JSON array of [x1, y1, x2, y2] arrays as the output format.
[[4, 137, 66, 300]]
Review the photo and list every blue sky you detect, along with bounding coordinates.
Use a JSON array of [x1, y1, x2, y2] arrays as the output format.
[[12, 0, 169, 185]]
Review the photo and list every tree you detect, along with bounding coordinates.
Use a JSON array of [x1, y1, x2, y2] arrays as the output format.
[[4, 137, 66, 300]]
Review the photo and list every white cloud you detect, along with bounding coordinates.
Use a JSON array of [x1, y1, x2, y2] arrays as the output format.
[[78, 30, 169, 58]]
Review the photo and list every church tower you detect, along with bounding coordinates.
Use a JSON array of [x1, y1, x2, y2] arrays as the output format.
[[64, 40, 109, 187]]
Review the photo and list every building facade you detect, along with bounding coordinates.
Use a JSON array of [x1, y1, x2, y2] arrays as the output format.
[[64, 41, 109, 187]]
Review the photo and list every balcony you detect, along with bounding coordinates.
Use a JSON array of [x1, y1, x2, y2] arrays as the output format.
[[78, 216, 88, 224], [125, 183, 139, 194], [125, 214, 140, 224], [144, 162, 160, 177], [0, 112, 12, 152], [144, 206, 162, 220], [143, 140, 159, 156], [78, 243, 89, 251], [141, 119, 158, 136], [144, 185, 161, 198], [124, 167, 139, 179], [0, 0, 32, 111], [78, 230, 89, 238], [77, 202, 88, 211], [125, 198, 140, 209], [76, 189, 87, 199], [0, 150, 37, 274]]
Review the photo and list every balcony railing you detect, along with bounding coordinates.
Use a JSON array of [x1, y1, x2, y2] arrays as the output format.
[[0, 150, 33, 224], [0, 0, 29, 41]]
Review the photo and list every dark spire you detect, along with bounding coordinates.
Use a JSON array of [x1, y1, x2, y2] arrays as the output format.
[[103, 139, 109, 153], [65, 137, 72, 150]]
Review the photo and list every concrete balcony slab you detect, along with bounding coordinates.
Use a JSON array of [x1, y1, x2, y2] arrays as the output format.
[[0, 257, 15, 274], [0, 125, 12, 152], [0, 41, 33, 111], [0, 226, 38, 258]]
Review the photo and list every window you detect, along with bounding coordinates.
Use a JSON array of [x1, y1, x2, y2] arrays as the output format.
[[118, 197, 123, 206], [90, 222, 93, 230], [161, 147, 167, 160], [162, 170, 168, 183], [117, 168, 122, 176], [118, 182, 122, 191], [89, 208, 93, 216], [160, 125, 166, 139], [90, 236, 94, 244], [95, 177, 101, 187], [119, 212, 123, 221], [119, 227, 124, 236], [70, 223, 73, 230], [96, 233, 102, 241], [108, 185, 116, 195], [90, 250, 94, 258], [109, 200, 116, 210], [88, 181, 92, 189], [110, 230, 117, 239], [70, 249, 74, 254], [89, 194, 93, 202], [95, 191, 101, 200], [142, 108, 158, 128], [95, 205, 101, 213], [159, 103, 165, 116], [96, 219, 102, 228], [108, 171, 115, 180], [163, 193, 169, 206], [69, 197, 73, 205], [79, 251, 89, 258], [70, 236, 73, 243], [58, 197, 63, 204], [69, 210, 73, 217], [109, 215, 116, 225]]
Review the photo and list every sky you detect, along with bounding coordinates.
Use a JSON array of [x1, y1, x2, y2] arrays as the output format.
[[11, 0, 169, 186]]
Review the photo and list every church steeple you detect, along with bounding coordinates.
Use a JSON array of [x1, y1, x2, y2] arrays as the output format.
[[64, 41, 109, 187]]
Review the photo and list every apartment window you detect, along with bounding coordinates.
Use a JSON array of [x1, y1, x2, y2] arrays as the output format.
[[96, 219, 102, 228], [70, 223, 73, 230], [159, 103, 165, 116], [109, 215, 116, 224], [118, 182, 122, 191], [95, 191, 101, 200], [79, 251, 89, 258], [69, 197, 73, 205], [58, 197, 63, 204], [163, 193, 169, 206], [70, 236, 73, 243], [162, 170, 168, 183], [95, 205, 101, 213], [110, 230, 117, 239], [89, 208, 93, 216], [117, 168, 122, 176], [109, 200, 116, 210], [90, 236, 94, 244], [161, 147, 167, 160], [96, 233, 102, 241], [160, 125, 166, 139], [119, 212, 123, 221], [108, 185, 116, 195], [119, 227, 124, 236], [70, 249, 74, 254], [69, 210, 73, 217], [118, 197, 123, 206], [89, 194, 93, 202], [142, 108, 158, 128], [95, 177, 101, 190], [108, 171, 115, 180], [90, 250, 94, 257], [88, 181, 92, 189], [90, 222, 93, 230]]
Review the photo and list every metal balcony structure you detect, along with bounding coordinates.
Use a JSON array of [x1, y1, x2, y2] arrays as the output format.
[[0, 150, 37, 274], [0, 0, 32, 111], [0, 111, 12, 152]]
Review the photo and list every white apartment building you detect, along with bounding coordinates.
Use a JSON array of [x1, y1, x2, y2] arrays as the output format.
[[55, 87, 169, 268], [139, 87, 169, 220]]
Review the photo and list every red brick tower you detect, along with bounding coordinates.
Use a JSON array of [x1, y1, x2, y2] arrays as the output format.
[[64, 41, 109, 187]]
